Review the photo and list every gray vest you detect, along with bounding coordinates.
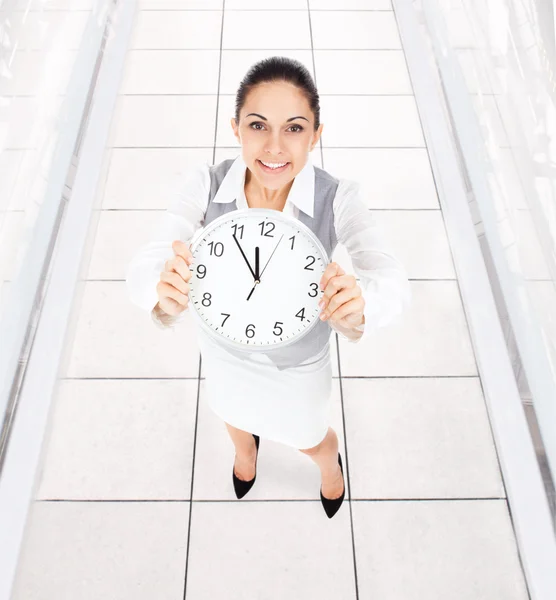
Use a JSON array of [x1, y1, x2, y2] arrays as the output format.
[[204, 158, 339, 370]]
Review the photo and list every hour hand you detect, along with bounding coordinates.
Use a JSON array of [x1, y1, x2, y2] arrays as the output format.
[[232, 234, 257, 280]]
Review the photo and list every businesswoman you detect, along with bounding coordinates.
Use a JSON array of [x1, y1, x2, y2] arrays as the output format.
[[126, 56, 411, 519]]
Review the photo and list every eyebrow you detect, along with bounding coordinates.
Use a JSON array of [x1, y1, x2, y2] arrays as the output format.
[[245, 113, 310, 123]]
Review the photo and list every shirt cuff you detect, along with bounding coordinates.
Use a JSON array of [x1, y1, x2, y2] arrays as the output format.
[[151, 305, 187, 330]]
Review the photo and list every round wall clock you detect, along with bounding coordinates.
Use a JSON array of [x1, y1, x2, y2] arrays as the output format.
[[187, 208, 328, 353]]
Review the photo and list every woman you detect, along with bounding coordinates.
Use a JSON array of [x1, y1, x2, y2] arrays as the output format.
[[126, 57, 411, 519]]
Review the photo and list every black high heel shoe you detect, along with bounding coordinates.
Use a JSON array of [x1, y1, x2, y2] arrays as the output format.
[[320, 453, 345, 519], [232, 434, 260, 499]]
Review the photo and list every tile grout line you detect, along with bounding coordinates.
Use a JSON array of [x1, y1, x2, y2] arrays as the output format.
[[114, 94, 417, 97], [108, 145, 429, 149], [123, 48, 406, 51], [82, 207, 446, 212], [183, 3, 226, 599], [37, 496, 508, 503], [182, 354, 202, 600], [58, 374, 481, 380], [136, 9, 395, 12], [334, 328, 360, 600], [308, 2, 359, 592]]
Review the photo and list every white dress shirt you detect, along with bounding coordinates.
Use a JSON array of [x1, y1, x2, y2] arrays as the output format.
[[126, 154, 412, 346]]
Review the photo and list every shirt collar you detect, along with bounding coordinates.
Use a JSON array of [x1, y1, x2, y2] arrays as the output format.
[[212, 154, 315, 218]]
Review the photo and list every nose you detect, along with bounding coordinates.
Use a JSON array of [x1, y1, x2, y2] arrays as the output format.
[[264, 129, 286, 157]]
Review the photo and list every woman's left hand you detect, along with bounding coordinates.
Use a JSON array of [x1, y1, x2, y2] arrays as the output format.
[[318, 262, 365, 329]]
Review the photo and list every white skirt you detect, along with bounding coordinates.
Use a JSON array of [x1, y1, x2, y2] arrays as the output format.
[[197, 329, 333, 449]]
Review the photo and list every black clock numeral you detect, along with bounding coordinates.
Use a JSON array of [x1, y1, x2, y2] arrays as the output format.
[[295, 308, 306, 321], [305, 255, 316, 271], [196, 264, 207, 279], [231, 224, 244, 239], [308, 283, 319, 297], [246, 324, 256, 338], [221, 313, 230, 327], [259, 220, 275, 237], [273, 322, 284, 336], [208, 241, 224, 257], [289, 235, 295, 249], [202, 292, 212, 307]]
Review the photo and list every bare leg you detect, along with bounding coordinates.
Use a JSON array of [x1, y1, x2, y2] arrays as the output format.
[[225, 422, 258, 482], [299, 427, 344, 500]]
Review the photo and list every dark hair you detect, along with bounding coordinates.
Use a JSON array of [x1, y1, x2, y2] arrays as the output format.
[[234, 56, 320, 131]]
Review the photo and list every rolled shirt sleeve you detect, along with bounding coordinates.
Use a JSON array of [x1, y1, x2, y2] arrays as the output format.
[[331, 178, 412, 343], [125, 162, 210, 328]]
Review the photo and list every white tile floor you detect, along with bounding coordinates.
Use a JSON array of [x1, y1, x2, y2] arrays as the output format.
[[10, 2, 530, 599]]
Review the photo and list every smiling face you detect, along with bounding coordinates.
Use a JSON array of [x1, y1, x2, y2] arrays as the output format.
[[231, 81, 323, 191]]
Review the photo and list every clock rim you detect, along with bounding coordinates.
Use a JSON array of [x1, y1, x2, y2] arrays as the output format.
[[187, 208, 330, 354]]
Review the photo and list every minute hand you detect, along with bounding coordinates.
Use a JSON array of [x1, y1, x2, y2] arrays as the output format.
[[232, 234, 258, 280], [259, 234, 284, 280]]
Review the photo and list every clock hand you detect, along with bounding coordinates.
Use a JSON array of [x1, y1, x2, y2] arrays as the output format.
[[232, 233, 257, 281], [246, 281, 258, 301], [255, 246, 260, 281], [259, 234, 284, 280], [247, 248, 261, 301]]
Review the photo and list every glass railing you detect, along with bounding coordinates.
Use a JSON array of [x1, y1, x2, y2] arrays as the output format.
[[417, 0, 556, 519], [0, 0, 115, 467]]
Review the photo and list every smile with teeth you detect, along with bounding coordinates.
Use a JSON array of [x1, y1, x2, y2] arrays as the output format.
[[258, 159, 290, 170]]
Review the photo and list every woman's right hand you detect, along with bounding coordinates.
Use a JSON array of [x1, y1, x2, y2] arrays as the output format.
[[155, 240, 194, 317]]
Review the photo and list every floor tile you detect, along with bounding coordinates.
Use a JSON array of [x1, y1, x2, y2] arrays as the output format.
[[343, 377, 505, 499], [219, 49, 314, 95], [186, 501, 356, 599], [323, 148, 439, 209], [216, 95, 242, 147], [192, 379, 348, 500], [120, 50, 221, 95], [310, 0, 391, 8], [88, 210, 165, 280], [338, 281, 478, 376], [331, 332, 339, 376], [65, 281, 200, 378], [102, 148, 213, 209], [227, 0, 307, 7], [352, 500, 528, 600], [130, 10, 222, 49], [139, 0, 222, 7], [110, 95, 217, 147], [314, 50, 411, 94], [311, 11, 401, 49], [222, 10, 311, 49], [320, 96, 425, 147], [11, 502, 190, 600], [331, 210, 456, 280], [36, 379, 198, 500]]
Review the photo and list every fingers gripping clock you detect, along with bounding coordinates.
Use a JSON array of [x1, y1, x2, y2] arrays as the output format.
[[187, 208, 328, 353]]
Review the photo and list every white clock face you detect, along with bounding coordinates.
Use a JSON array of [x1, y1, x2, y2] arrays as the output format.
[[188, 208, 328, 351]]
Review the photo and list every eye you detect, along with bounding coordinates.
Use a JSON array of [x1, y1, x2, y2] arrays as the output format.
[[249, 122, 265, 130], [288, 124, 304, 133]]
